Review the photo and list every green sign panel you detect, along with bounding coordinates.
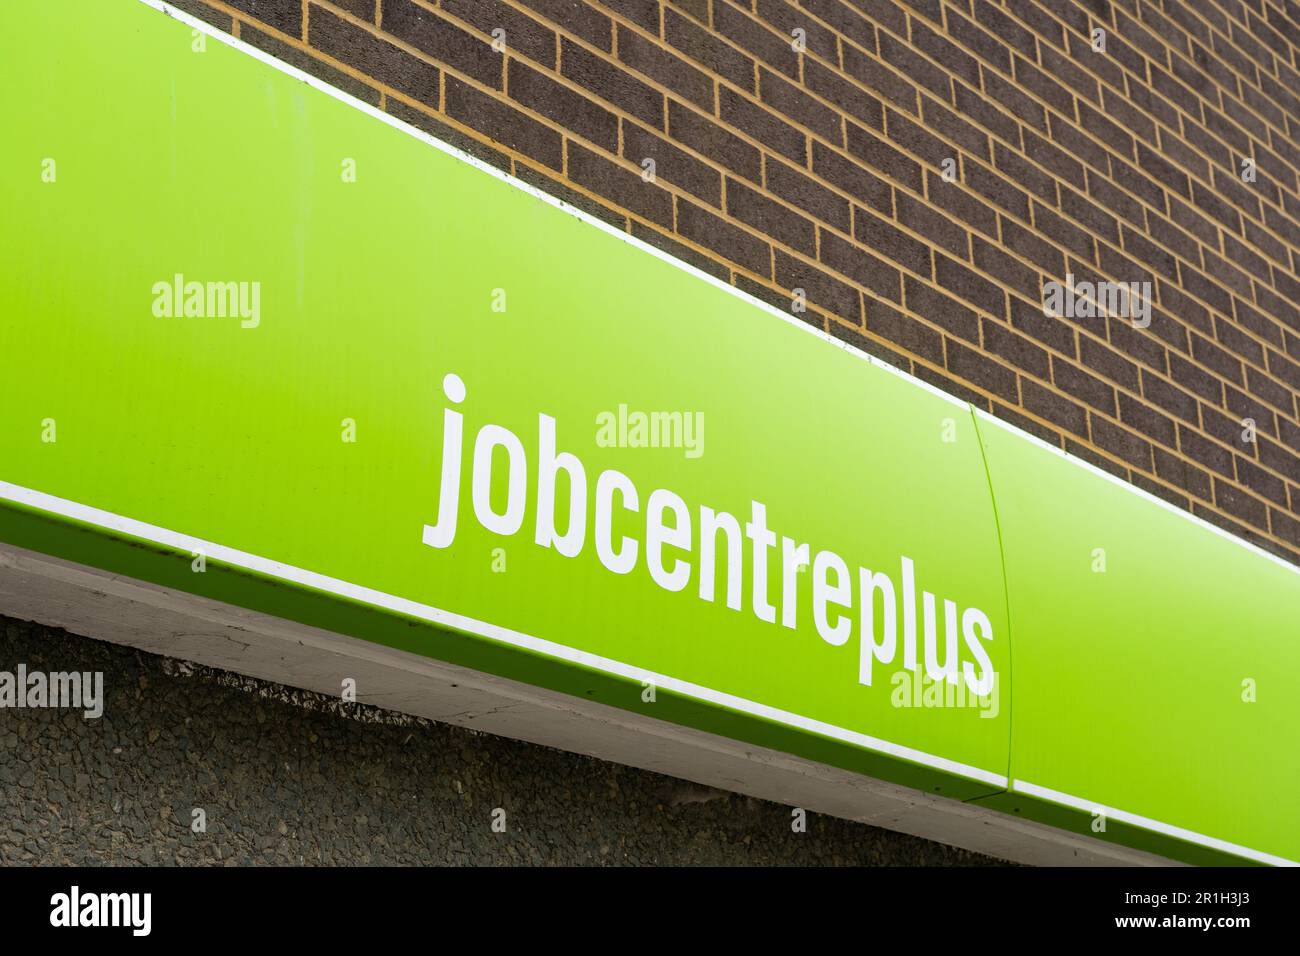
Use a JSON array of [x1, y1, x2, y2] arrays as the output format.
[[2, 0, 1296, 865]]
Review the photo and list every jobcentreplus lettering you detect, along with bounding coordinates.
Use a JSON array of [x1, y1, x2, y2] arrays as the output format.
[[422, 374, 997, 698]]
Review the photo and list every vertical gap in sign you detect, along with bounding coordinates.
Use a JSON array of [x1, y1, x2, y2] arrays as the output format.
[[969, 406, 1014, 795]]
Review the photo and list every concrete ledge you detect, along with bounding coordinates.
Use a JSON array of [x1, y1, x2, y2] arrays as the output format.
[[0, 540, 1175, 866]]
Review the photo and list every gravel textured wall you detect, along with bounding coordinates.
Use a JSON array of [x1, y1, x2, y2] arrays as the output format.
[[0, 614, 1003, 865]]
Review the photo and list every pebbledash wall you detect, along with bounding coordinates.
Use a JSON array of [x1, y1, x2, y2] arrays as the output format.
[[10, 0, 1300, 867], [0, 615, 1001, 864]]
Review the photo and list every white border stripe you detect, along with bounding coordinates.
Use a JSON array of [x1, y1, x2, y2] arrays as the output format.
[[143, 0, 1300, 576], [1011, 780, 1298, 867], [26, 0, 1285, 866], [0, 478, 1006, 788]]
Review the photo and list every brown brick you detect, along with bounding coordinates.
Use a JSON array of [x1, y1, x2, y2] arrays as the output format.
[[243, 20, 381, 105], [913, 366, 992, 410], [509, 60, 617, 150], [1090, 415, 1152, 470], [911, 18, 980, 88], [906, 275, 980, 342], [562, 37, 664, 127], [843, 47, 919, 113], [774, 249, 862, 322], [1119, 391, 1177, 447], [1078, 102, 1135, 158], [867, 298, 944, 364], [804, 60, 884, 130], [1153, 445, 1213, 500], [727, 178, 816, 255], [1122, 227, 1178, 283], [973, 0, 1037, 57], [885, 109, 952, 169], [383, 0, 502, 88], [616, 25, 713, 111], [759, 69, 843, 145], [1046, 115, 1109, 175], [990, 401, 1060, 445], [630, 220, 731, 280], [1142, 211, 1200, 266], [982, 316, 1049, 378], [234, 0, 301, 35], [1022, 379, 1088, 436], [597, 0, 659, 32], [821, 232, 903, 301], [879, 31, 953, 101], [622, 121, 721, 204], [1073, 41, 1126, 106], [443, 0, 556, 68], [1260, 436, 1300, 485], [1271, 507, 1300, 548], [1010, 294, 1076, 355], [310, 6, 438, 106], [1214, 478, 1270, 527], [665, 6, 755, 89], [166, 0, 234, 30], [735, 274, 820, 326], [963, 162, 1030, 220], [676, 198, 773, 275], [719, 87, 807, 163], [1081, 336, 1140, 392], [1012, 54, 1076, 116], [766, 159, 852, 232], [1004, 0, 1064, 46], [981, 69, 1048, 132], [800, 0, 878, 52], [754, 0, 840, 62], [855, 206, 932, 276], [1053, 355, 1116, 414], [514, 162, 627, 227], [1059, 187, 1120, 246], [386, 97, 510, 170], [516, 0, 612, 51], [1168, 352, 1224, 403], [947, 338, 1018, 401], [1191, 180, 1243, 233], [1179, 425, 1235, 479], [667, 100, 761, 183], [935, 254, 1005, 316], [952, 83, 1020, 147], [999, 221, 1065, 288], [845, 123, 923, 190], [811, 141, 892, 214], [1191, 332, 1245, 385], [974, 237, 1039, 300], [1202, 403, 1249, 450], [1107, 315, 1168, 374], [922, 97, 990, 159], [1236, 456, 1289, 507], [897, 193, 968, 259], [1022, 129, 1085, 190], [993, 142, 1056, 205], [713, 1, 800, 79], [567, 141, 673, 226], [950, 7, 1012, 67], [926, 173, 999, 238]]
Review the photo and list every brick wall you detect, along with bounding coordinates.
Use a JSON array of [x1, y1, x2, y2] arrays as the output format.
[[169, 0, 1300, 563]]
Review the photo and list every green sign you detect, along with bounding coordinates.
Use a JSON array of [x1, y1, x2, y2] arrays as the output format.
[[1, 0, 1296, 866]]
